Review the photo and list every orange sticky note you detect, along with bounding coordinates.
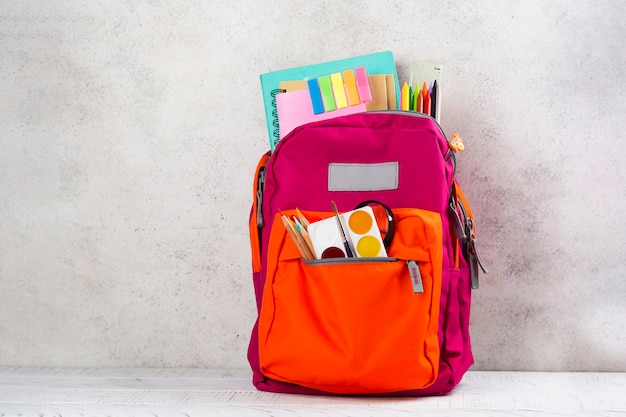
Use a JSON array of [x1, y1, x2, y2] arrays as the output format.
[[342, 69, 361, 106]]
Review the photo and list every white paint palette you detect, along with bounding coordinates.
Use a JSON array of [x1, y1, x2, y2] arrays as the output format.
[[308, 205, 387, 259]]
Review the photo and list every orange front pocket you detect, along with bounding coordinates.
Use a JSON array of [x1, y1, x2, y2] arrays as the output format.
[[258, 209, 443, 394]]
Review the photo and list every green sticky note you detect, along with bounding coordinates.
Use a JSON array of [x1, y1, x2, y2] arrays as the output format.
[[318, 75, 336, 112]]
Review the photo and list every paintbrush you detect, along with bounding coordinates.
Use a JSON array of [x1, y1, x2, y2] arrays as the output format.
[[331, 201, 354, 258]]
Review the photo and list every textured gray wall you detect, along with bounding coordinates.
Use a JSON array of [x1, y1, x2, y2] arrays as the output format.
[[1, 1, 625, 370]]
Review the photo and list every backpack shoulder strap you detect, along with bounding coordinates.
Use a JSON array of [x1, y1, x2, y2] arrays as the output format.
[[250, 152, 270, 273], [453, 180, 487, 289]]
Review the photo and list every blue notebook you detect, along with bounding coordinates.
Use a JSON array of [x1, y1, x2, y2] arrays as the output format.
[[260, 51, 399, 151]]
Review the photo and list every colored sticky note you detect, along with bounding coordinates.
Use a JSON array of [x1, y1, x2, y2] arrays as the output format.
[[330, 72, 348, 109], [307, 78, 325, 115], [279, 80, 308, 92], [365, 74, 388, 111], [354, 66, 372, 103], [342, 69, 360, 106], [318, 75, 336, 111], [385, 74, 397, 110]]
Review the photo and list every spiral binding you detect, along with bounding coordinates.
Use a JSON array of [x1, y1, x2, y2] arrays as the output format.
[[271, 88, 286, 148]]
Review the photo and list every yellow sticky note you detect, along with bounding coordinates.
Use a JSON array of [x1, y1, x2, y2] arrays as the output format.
[[330, 72, 348, 109]]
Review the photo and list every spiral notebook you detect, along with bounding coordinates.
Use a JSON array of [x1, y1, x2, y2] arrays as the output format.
[[260, 51, 399, 151]]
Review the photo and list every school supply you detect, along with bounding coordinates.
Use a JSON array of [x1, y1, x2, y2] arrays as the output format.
[[279, 210, 314, 260], [307, 204, 388, 259], [409, 60, 442, 122], [385, 74, 398, 110], [248, 111, 486, 396], [275, 69, 401, 140], [276, 89, 366, 140], [364, 74, 387, 111], [260, 51, 400, 150], [354, 200, 396, 249]]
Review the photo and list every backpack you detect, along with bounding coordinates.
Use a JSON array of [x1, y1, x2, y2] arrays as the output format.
[[247, 111, 486, 395]]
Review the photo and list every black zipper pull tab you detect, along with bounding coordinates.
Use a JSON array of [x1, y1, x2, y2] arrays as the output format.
[[406, 260, 424, 294]]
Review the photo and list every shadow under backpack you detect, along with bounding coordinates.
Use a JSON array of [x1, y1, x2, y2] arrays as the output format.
[[247, 111, 486, 396]]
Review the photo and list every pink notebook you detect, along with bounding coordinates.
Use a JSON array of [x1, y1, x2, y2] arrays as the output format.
[[276, 89, 366, 140]]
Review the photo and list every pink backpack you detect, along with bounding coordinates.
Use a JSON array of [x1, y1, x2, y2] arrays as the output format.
[[248, 112, 486, 395]]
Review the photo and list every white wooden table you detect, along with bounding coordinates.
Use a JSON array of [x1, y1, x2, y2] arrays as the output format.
[[0, 367, 624, 416]]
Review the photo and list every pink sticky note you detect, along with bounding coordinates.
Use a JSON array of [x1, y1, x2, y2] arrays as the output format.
[[354, 66, 372, 103]]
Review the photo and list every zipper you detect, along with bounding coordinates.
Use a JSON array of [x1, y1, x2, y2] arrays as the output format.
[[371, 110, 457, 176], [371, 110, 448, 143], [406, 260, 424, 294], [302, 257, 397, 266], [256, 167, 266, 228], [301, 257, 425, 295]]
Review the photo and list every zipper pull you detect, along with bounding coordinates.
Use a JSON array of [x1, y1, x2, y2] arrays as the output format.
[[469, 251, 480, 290], [468, 241, 487, 290], [448, 198, 466, 239], [406, 260, 424, 294], [256, 168, 266, 228], [470, 238, 488, 274], [449, 132, 465, 153], [467, 219, 487, 273], [467, 218, 487, 289]]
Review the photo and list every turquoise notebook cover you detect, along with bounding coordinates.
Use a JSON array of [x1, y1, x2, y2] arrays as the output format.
[[260, 51, 399, 151]]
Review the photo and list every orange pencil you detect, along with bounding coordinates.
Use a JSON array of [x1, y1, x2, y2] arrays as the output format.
[[422, 82, 431, 116], [416, 89, 423, 113]]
